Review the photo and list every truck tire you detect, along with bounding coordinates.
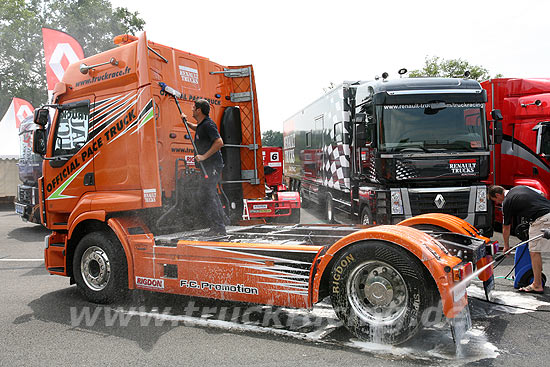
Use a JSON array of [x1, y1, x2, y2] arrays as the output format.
[[360, 206, 373, 225], [290, 179, 297, 192], [330, 241, 431, 344], [73, 231, 128, 304], [325, 194, 334, 223], [278, 208, 301, 224], [299, 184, 310, 209]]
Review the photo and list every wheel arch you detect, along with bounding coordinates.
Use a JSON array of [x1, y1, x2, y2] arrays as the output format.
[[311, 225, 465, 318], [66, 218, 112, 283], [398, 213, 489, 242], [315, 239, 437, 304], [399, 213, 497, 283], [66, 215, 141, 290], [513, 178, 549, 198]]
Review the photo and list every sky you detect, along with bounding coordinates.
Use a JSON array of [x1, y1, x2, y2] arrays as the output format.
[[109, 0, 550, 132]]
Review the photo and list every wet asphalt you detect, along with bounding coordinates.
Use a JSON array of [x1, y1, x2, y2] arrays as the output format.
[[1, 205, 550, 366]]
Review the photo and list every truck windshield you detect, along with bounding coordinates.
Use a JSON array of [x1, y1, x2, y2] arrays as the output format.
[[379, 103, 486, 153]]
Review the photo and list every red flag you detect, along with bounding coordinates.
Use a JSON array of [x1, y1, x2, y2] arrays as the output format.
[[42, 28, 85, 92], [13, 98, 34, 129], [0, 98, 34, 156]]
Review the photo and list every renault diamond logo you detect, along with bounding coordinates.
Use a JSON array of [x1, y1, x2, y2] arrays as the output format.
[[434, 194, 445, 209]]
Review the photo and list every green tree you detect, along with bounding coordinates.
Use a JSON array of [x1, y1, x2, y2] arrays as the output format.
[[262, 130, 283, 147], [0, 0, 145, 118], [409, 56, 503, 81]]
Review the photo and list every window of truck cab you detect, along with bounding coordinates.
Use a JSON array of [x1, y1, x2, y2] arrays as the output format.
[[541, 123, 550, 156], [52, 101, 90, 157], [378, 103, 487, 153]]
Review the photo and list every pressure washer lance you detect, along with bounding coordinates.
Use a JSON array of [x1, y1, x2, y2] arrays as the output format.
[[493, 228, 550, 265], [451, 229, 550, 298], [159, 82, 209, 179]]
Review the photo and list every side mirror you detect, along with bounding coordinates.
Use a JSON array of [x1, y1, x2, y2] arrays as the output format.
[[494, 120, 503, 145], [33, 108, 49, 127], [33, 129, 47, 156], [489, 109, 503, 145], [364, 103, 374, 117], [355, 113, 366, 124], [356, 123, 371, 147], [491, 109, 503, 121]]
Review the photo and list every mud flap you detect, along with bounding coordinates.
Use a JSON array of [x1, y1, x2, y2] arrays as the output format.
[[483, 274, 495, 302], [449, 305, 472, 345]]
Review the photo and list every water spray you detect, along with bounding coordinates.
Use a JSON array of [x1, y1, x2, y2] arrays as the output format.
[[159, 82, 209, 179]]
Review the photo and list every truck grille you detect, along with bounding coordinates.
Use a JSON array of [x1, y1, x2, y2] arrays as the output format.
[[18, 187, 31, 203], [409, 191, 470, 218]]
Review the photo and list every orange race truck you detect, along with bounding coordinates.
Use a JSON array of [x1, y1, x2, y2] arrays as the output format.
[[31, 32, 497, 344]]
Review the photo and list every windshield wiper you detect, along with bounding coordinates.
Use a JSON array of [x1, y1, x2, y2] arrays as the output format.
[[394, 146, 429, 153], [443, 142, 478, 152]]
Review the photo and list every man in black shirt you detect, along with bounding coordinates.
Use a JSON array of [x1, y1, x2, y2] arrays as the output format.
[[182, 99, 226, 235], [489, 185, 550, 293]]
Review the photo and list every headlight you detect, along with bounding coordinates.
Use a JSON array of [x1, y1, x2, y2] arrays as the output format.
[[475, 187, 487, 212], [391, 190, 404, 215]]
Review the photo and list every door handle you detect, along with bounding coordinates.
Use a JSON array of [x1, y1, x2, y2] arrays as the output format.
[[84, 173, 95, 186]]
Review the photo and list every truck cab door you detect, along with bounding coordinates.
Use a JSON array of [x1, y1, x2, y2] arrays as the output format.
[[354, 119, 376, 177], [42, 97, 95, 227], [313, 115, 325, 182]]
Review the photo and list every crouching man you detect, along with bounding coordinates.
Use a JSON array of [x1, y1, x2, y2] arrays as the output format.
[[489, 185, 550, 293]]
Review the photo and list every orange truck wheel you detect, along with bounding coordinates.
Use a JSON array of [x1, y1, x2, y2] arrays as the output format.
[[72, 231, 128, 303], [329, 240, 435, 345]]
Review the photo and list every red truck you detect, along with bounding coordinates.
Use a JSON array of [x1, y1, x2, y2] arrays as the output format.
[[482, 78, 550, 229], [246, 146, 300, 222]]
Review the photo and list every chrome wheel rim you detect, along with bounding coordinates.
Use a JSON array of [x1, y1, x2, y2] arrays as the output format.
[[81, 246, 111, 291], [347, 260, 408, 325]]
